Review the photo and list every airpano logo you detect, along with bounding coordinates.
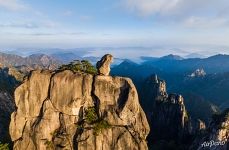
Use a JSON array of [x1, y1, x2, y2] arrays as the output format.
[[201, 140, 226, 148]]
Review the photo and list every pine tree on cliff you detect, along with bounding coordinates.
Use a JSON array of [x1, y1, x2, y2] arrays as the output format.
[[58, 60, 97, 75]]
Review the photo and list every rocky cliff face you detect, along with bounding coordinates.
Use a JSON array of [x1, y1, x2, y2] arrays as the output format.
[[9, 55, 150, 150], [190, 109, 229, 150], [0, 67, 21, 144], [149, 94, 190, 142], [140, 74, 167, 113], [143, 74, 229, 150], [0, 91, 14, 144], [143, 75, 192, 149]]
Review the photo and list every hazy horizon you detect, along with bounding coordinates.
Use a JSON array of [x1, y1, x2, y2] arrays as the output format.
[[2, 47, 229, 63]]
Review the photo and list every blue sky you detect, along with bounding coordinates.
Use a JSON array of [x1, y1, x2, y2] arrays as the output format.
[[0, 0, 229, 57]]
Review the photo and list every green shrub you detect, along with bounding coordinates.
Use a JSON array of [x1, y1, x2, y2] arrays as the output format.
[[0, 142, 9, 150], [93, 120, 111, 135], [85, 107, 98, 124], [80, 107, 111, 135], [58, 60, 97, 75]]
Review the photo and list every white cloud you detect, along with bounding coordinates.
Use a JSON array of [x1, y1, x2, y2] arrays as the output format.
[[0, 22, 39, 28], [123, 0, 228, 17], [0, 20, 59, 29], [0, 0, 27, 11], [183, 16, 229, 28], [122, 0, 229, 28], [124, 0, 181, 16]]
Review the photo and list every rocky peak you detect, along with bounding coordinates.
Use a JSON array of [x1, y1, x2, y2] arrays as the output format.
[[9, 54, 149, 150], [167, 94, 184, 105], [190, 68, 206, 78], [196, 119, 206, 131], [148, 74, 167, 98], [96, 54, 113, 76], [149, 74, 158, 83], [160, 54, 184, 60], [143, 75, 192, 149], [139, 74, 168, 113], [149, 93, 190, 141]]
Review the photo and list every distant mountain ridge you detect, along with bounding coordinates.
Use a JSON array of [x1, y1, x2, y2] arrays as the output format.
[[140, 54, 229, 73], [2, 50, 229, 70], [0, 52, 61, 70], [112, 53, 229, 112]]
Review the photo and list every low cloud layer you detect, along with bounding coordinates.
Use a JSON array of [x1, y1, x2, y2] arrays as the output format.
[[0, 0, 27, 11]]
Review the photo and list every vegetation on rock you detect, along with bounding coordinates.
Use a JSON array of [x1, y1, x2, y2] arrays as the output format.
[[44, 140, 54, 150], [93, 120, 111, 135], [0, 142, 9, 150], [85, 107, 99, 123], [58, 60, 97, 75], [78, 107, 111, 135]]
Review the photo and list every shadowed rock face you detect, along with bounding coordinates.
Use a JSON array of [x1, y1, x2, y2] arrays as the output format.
[[149, 94, 190, 142], [0, 91, 14, 144], [144, 75, 192, 149], [0, 67, 21, 145], [9, 55, 149, 150], [190, 109, 229, 150]]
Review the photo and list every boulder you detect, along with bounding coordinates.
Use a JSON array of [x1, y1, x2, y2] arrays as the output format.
[[96, 54, 113, 76]]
